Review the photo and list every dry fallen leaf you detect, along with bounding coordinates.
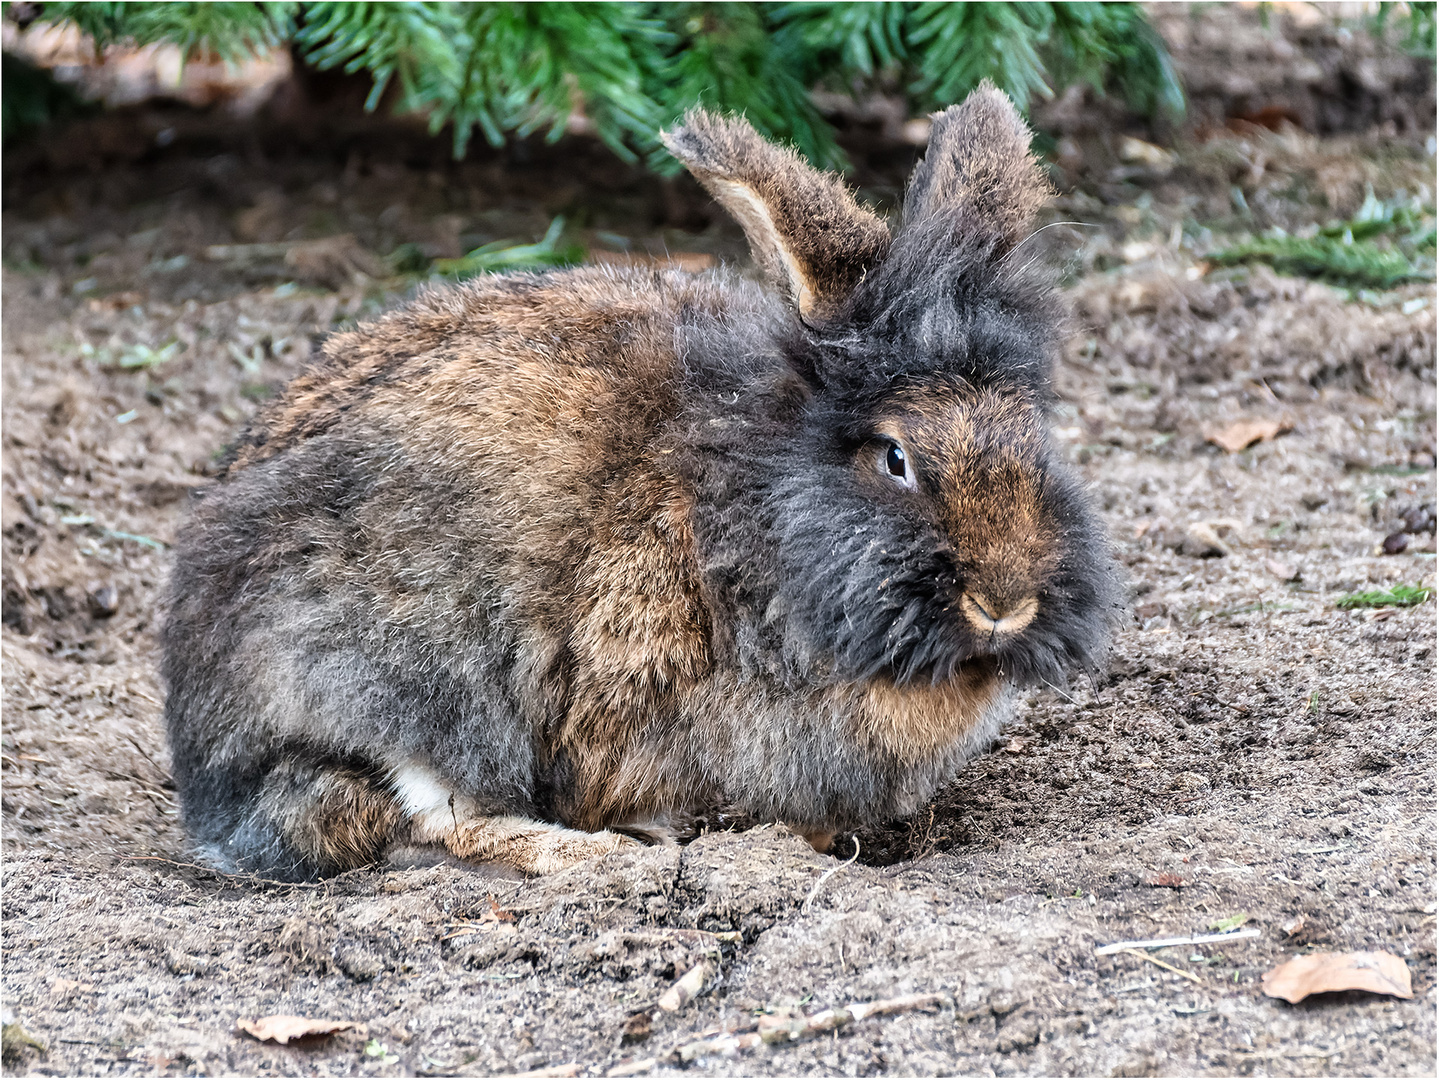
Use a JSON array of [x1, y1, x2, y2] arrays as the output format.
[[1144, 873, 1187, 888], [620, 1010, 653, 1045], [236, 1015, 359, 1044], [1205, 417, 1294, 454], [1261, 951, 1413, 1004]]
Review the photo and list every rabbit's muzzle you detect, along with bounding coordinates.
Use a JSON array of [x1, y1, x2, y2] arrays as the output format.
[[959, 591, 1038, 637]]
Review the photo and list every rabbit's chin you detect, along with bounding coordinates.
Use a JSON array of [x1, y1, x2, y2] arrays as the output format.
[[828, 605, 1108, 694]]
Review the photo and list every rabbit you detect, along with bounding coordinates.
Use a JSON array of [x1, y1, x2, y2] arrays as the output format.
[[161, 84, 1118, 881]]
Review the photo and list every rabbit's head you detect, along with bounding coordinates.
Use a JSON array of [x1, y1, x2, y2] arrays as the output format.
[[664, 86, 1117, 692]]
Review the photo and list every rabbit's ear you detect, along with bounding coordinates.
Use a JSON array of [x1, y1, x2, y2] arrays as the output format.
[[662, 111, 890, 318], [903, 83, 1050, 251]]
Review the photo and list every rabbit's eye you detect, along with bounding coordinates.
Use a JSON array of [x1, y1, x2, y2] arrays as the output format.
[[879, 441, 917, 491]]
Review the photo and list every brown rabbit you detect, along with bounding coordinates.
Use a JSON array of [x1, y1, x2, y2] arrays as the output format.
[[162, 85, 1117, 880]]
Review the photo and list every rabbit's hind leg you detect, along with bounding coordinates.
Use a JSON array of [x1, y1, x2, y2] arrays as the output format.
[[193, 757, 407, 881], [392, 763, 639, 875]]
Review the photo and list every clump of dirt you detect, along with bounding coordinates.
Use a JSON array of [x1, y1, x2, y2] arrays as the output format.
[[3, 5, 1435, 1077]]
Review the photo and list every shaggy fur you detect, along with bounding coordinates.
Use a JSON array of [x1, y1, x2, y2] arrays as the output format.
[[162, 87, 1119, 881]]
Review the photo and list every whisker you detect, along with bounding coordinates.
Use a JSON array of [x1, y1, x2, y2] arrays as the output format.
[[1000, 220, 1101, 268]]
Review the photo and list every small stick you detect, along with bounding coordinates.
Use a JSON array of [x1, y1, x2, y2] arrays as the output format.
[[511, 1065, 580, 1079], [1095, 929, 1259, 955], [1119, 948, 1204, 985], [673, 992, 943, 1062], [657, 961, 711, 1012], [605, 1057, 658, 1077], [118, 855, 376, 890], [802, 837, 860, 913]]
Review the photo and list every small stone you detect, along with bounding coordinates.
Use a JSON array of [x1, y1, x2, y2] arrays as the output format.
[[1401, 503, 1436, 534], [1181, 522, 1230, 558], [88, 585, 119, 617], [1265, 558, 1299, 581], [1382, 532, 1409, 555]]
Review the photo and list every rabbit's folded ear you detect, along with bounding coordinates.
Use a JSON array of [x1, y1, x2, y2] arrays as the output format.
[[903, 82, 1051, 253], [662, 111, 891, 319]]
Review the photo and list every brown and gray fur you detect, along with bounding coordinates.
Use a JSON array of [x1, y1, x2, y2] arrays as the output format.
[[162, 85, 1118, 880]]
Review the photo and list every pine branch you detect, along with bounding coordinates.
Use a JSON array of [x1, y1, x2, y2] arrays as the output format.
[[19, 1, 1190, 169]]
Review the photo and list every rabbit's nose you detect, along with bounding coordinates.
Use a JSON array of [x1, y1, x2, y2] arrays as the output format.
[[960, 592, 1038, 636]]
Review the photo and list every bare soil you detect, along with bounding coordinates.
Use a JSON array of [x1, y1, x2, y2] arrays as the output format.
[[3, 6, 1435, 1077]]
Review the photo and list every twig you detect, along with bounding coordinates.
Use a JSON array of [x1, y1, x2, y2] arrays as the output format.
[[1119, 949, 1204, 985], [649, 927, 741, 945], [1039, 679, 1081, 705], [118, 855, 341, 889], [657, 961, 713, 1012], [121, 733, 167, 775], [1095, 929, 1260, 955], [672, 992, 944, 1062], [1236, 1037, 1345, 1061], [510, 1065, 579, 1078], [802, 836, 860, 913], [605, 1057, 658, 1077]]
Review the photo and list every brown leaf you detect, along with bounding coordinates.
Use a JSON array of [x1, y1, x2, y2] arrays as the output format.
[[236, 1015, 358, 1044], [1205, 417, 1294, 454], [620, 1010, 653, 1045], [481, 896, 517, 922], [1144, 873, 1186, 888], [1261, 951, 1413, 1004]]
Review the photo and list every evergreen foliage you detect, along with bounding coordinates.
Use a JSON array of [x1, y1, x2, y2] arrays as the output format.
[[17, 1, 1181, 170], [1335, 583, 1433, 609], [1210, 191, 1437, 290], [1, 48, 90, 143], [1373, 0, 1436, 57]]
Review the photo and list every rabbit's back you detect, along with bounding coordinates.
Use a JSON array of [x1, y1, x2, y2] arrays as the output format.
[[163, 266, 742, 876]]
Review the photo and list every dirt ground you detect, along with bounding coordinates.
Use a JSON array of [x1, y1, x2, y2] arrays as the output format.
[[2, 5, 1436, 1077]]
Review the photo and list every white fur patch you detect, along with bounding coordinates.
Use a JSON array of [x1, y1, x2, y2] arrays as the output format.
[[390, 763, 467, 836]]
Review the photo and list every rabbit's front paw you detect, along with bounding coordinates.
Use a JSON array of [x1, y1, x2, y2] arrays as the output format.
[[444, 815, 640, 875]]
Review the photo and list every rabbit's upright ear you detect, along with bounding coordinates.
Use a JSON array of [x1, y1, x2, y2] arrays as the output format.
[[662, 111, 891, 319], [903, 83, 1050, 253]]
